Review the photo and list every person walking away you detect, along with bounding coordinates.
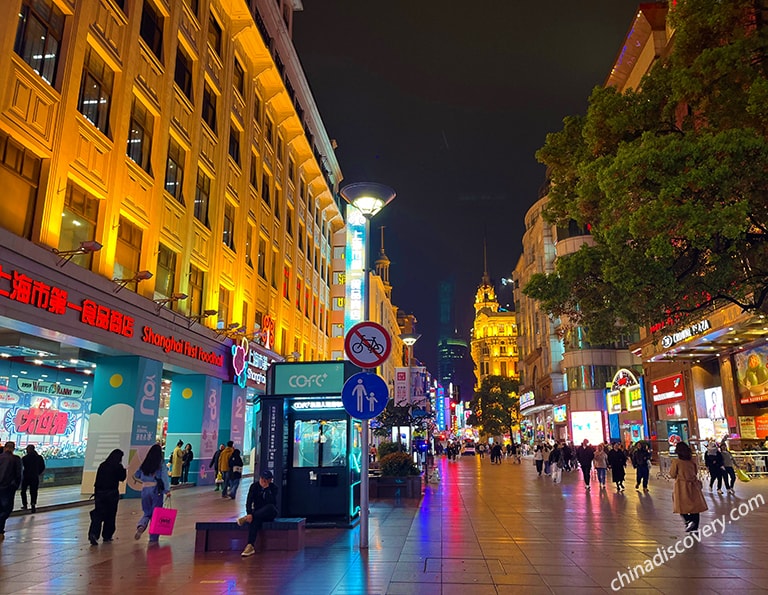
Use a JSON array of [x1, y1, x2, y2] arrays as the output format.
[[228, 449, 244, 499], [670, 441, 708, 532], [549, 443, 563, 484], [632, 442, 652, 491], [20, 444, 45, 512], [719, 442, 737, 494], [238, 470, 279, 557], [543, 443, 553, 476], [607, 443, 627, 491], [491, 443, 502, 465], [533, 444, 544, 476], [576, 440, 595, 490], [88, 449, 126, 545], [170, 440, 184, 485], [134, 444, 171, 543], [509, 442, 519, 463], [0, 442, 22, 537], [704, 441, 724, 494], [594, 444, 608, 488], [181, 443, 193, 484], [219, 441, 235, 497], [210, 444, 225, 491], [561, 442, 573, 472]]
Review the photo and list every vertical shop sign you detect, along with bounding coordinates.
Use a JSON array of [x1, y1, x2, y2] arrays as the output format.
[[344, 206, 366, 330], [131, 359, 161, 446], [230, 385, 246, 450], [197, 377, 222, 485]]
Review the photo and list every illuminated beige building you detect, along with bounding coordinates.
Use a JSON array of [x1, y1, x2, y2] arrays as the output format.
[[470, 265, 519, 388], [0, 0, 344, 359]]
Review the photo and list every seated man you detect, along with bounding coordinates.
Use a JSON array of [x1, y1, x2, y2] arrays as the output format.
[[238, 470, 278, 557]]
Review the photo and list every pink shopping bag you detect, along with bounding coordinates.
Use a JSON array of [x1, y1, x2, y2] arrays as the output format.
[[148, 505, 177, 536]]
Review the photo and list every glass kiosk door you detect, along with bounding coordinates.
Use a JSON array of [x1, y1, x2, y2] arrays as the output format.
[[286, 408, 361, 525]]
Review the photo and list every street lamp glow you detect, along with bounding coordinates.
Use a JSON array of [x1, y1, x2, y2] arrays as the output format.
[[400, 333, 421, 347], [340, 182, 396, 218]]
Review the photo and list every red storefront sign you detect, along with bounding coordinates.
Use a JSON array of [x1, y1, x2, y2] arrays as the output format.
[[651, 374, 686, 405], [0, 264, 134, 337]]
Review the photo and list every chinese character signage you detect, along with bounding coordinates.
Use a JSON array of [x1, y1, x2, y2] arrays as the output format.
[[607, 390, 622, 414]]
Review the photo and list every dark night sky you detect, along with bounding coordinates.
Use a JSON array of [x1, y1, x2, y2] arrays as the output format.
[[293, 2, 640, 374]]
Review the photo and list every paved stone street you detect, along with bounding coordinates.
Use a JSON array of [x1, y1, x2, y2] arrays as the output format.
[[1, 455, 767, 594]]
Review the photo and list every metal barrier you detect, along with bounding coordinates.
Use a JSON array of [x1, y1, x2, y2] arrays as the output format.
[[731, 450, 768, 478], [657, 453, 673, 481]]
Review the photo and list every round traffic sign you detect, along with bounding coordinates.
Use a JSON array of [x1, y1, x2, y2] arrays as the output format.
[[342, 372, 389, 419], [344, 321, 392, 368]]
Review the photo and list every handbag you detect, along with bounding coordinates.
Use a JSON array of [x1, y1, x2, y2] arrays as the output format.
[[148, 499, 177, 536], [735, 468, 751, 483], [215, 471, 224, 484]]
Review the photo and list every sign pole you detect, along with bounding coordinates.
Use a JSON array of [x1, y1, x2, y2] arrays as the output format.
[[361, 217, 370, 550]]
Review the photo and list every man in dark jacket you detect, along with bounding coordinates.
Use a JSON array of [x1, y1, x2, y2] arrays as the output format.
[[209, 444, 224, 491], [237, 470, 278, 557], [0, 441, 22, 536], [631, 442, 652, 491], [21, 444, 46, 513], [576, 440, 595, 490]]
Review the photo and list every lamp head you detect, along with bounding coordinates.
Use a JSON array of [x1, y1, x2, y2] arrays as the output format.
[[400, 333, 421, 347], [134, 270, 153, 281], [340, 182, 395, 219], [80, 240, 103, 253]]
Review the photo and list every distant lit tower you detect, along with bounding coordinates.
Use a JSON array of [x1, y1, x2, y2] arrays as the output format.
[[436, 280, 469, 401], [470, 243, 519, 388]]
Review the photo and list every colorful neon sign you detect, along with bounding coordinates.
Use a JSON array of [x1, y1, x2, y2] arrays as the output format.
[[141, 326, 224, 367], [13, 407, 70, 435], [344, 206, 366, 330]]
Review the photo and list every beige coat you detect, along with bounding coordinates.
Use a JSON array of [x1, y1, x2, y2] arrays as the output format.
[[670, 458, 708, 514], [171, 446, 184, 478]]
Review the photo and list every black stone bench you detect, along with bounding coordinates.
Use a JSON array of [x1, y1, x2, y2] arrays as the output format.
[[194, 518, 306, 553]]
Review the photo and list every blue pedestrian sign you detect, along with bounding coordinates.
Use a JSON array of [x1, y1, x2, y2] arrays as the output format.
[[341, 372, 389, 420]]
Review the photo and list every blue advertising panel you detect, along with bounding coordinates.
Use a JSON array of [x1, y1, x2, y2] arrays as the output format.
[[344, 205, 367, 331]]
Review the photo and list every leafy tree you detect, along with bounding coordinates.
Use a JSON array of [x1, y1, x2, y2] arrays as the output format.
[[467, 376, 520, 438], [524, 0, 768, 343]]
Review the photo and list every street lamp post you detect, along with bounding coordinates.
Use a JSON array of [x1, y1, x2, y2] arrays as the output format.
[[340, 182, 395, 550]]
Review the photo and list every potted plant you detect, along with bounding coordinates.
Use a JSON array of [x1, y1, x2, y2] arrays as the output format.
[[372, 451, 423, 499]]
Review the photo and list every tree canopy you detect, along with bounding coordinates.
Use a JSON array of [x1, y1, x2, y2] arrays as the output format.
[[467, 375, 520, 438], [524, 0, 768, 343]]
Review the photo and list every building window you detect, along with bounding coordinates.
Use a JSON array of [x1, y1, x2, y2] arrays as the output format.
[[249, 152, 259, 189], [154, 244, 177, 302], [114, 217, 144, 291], [297, 225, 304, 252], [222, 203, 235, 250], [127, 99, 153, 173], [257, 237, 266, 278], [245, 223, 254, 268], [233, 59, 244, 97], [174, 47, 193, 100], [500, 361, 508, 377], [78, 48, 113, 136], [286, 207, 293, 238], [202, 83, 217, 133], [274, 186, 281, 221], [295, 278, 302, 311], [270, 249, 277, 289], [254, 92, 262, 122], [140, 0, 163, 62], [283, 266, 290, 300], [188, 264, 204, 317], [265, 116, 274, 146], [276, 135, 283, 163], [165, 138, 185, 204], [304, 288, 310, 319], [0, 130, 41, 239], [288, 156, 295, 182], [228, 126, 240, 165], [208, 12, 222, 56], [194, 168, 210, 226], [14, 0, 65, 86], [59, 183, 99, 269], [261, 172, 271, 206], [182, 0, 199, 18], [218, 286, 231, 328]]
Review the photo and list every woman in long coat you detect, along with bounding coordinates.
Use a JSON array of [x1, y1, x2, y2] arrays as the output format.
[[669, 441, 708, 532], [607, 443, 627, 492]]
